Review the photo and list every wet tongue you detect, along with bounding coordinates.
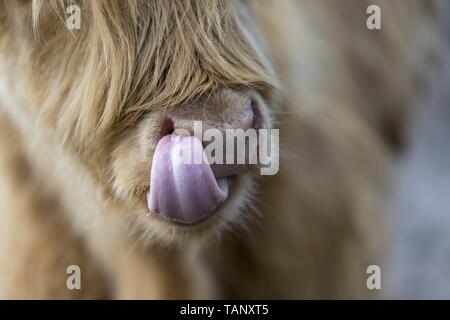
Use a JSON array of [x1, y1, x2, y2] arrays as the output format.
[[147, 133, 229, 224]]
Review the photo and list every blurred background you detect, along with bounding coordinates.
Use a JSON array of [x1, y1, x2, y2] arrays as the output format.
[[387, 2, 450, 299]]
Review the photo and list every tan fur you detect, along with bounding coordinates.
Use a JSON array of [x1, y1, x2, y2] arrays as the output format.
[[0, 0, 439, 298]]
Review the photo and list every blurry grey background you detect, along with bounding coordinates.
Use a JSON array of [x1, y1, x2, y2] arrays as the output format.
[[387, 2, 450, 299]]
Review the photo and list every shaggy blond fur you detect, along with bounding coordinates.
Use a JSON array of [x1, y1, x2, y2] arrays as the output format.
[[0, 0, 439, 298]]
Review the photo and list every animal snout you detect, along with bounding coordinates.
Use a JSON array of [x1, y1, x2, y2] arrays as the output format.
[[159, 89, 267, 178], [148, 89, 269, 224]]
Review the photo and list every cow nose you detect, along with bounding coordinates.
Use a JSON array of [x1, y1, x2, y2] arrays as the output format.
[[171, 92, 255, 133], [159, 90, 264, 178]]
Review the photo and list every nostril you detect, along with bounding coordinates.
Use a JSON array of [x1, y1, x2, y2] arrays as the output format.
[[159, 117, 174, 138], [250, 98, 264, 129]]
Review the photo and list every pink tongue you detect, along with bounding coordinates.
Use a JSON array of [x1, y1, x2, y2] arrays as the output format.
[[147, 133, 229, 224]]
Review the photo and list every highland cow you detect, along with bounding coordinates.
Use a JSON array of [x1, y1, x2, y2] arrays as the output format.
[[0, 0, 438, 298]]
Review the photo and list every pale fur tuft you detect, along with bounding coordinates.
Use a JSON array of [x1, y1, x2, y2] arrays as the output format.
[[28, 0, 278, 150]]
